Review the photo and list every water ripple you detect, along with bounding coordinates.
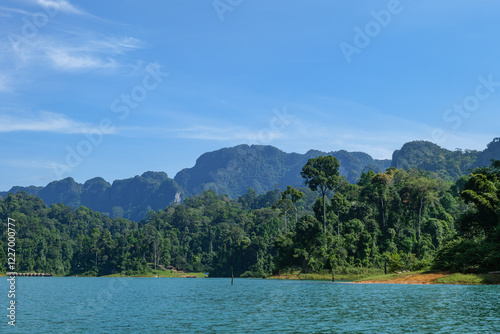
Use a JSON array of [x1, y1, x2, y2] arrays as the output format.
[[0, 278, 498, 333]]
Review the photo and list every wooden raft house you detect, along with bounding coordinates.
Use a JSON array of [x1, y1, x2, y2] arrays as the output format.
[[6, 272, 53, 277]]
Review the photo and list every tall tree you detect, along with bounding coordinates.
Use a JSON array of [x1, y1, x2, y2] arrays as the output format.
[[273, 197, 295, 234], [331, 192, 350, 237], [301, 156, 340, 233], [371, 171, 394, 228], [407, 174, 441, 239], [282, 186, 304, 225], [460, 160, 500, 237]]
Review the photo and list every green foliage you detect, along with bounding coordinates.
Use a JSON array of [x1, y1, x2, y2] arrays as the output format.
[[433, 160, 500, 272], [301, 156, 341, 194], [2, 158, 499, 278], [386, 252, 431, 272], [174, 144, 391, 199], [391, 141, 480, 181], [3, 138, 500, 225], [1, 172, 182, 222], [433, 273, 500, 285], [301, 155, 340, 233]]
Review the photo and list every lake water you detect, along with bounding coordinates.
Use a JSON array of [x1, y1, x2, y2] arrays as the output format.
[[1, 277, 499, 333]]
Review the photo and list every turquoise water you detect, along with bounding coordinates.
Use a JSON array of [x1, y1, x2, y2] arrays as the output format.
[[1, 277, 499, 333]]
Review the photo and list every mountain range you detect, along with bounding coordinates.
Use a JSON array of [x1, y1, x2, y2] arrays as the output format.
[[2, 138, 499, 222]]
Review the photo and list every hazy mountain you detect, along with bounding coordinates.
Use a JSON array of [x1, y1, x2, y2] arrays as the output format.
[[391, 140, 484, 181], [0, 172, 182, 222], [2, 138, 499, 222], [174, 144, 391, 198], [474, 137, 500, 168]]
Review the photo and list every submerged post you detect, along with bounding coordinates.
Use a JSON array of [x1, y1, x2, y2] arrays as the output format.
[[331, 268, 335, 282], [231, 267, 234, 285]]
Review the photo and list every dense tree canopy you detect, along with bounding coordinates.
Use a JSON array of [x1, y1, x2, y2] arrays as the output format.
[[433, 161, 500, 272], [1, 159, 498, 277], [301, 156, 340, 233]]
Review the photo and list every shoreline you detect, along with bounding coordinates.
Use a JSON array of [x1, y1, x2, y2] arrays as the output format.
[[267, 271, 500, 285], [0, 271, 208, 279], [2, 271, 499, 284], [352, 272, 451, 284]]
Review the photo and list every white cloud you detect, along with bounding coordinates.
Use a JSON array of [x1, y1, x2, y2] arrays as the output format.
[[117, 124, 289, 145], [36, 0, 86, 16], [175, 125, 286, 142], [87, 37, 142, 54], [0, 6, 33, 16], [46, 49, 117, 70], [3, 158, 59, 170], [1, 0, 141, 73], [0, 76, 11, 92], [7, 34, 141, 71], [0, 110, 116, 134]]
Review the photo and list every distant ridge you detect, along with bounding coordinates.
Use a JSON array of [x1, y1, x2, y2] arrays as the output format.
[[391, 138, 500, 181], [174, 144, 390, 198], [0, 172, 182, 222], [2, 138, 499, 222]]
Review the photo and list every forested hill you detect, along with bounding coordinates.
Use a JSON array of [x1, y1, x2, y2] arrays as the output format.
[[174, 144, 391, 198], [0, 146, 390, 221], [0, 172, 182, 222], [174, 138, 500, 197], [391, 138, 500, 181], [2, 160, 499, 277], [2, 138, 500, 222]]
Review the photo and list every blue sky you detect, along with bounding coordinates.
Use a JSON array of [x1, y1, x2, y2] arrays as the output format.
[[1, 0, 500, 190]]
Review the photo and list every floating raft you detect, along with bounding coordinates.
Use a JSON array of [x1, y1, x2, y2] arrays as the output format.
[[6, 272, 53, 277]]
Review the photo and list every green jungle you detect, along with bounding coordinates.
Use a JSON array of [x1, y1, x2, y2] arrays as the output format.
[[1, 157, 499, 278]]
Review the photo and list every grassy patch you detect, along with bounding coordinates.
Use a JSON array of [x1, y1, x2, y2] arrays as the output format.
[[434, 273, 500, 285], [268, 268, 386, 281], [102, 270, 207, 278], [267, 270, 331, 280], [352, 270, 425, 282]]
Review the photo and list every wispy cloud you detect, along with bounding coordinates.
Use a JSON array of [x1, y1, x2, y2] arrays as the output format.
[[0, 110, 116, 134], [175, 125, 287, 142], [2, 0, 141, 72], [46, 48, 117, 70], [0, 5, 33, 16], [7, 34, 141, 71], [0, 75, 11, 92], [36, 0, 86, 16], [3, 158, 59, 170], [119, 124, 287, 143]]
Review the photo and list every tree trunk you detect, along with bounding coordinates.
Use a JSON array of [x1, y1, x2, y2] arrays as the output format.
[[380, 197, 386, 227], [412, 208, 416, 231], [333, 209, 339, 237], [154, 240, 157, 270], [322, 191, 326, 234], [284, 212, 287, 234], [418, 196, 424, 240], [94, 241, 98, 267], [338, 217, 340, 238]]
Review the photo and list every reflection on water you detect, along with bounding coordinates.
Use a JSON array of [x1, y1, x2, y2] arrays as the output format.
[[1, 277, 499, 333]]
